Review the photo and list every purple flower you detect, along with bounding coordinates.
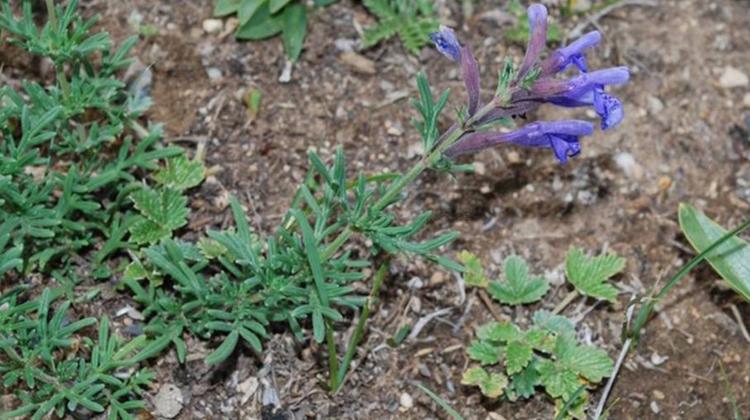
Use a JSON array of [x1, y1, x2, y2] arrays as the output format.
[[517, 4, 548, 80], [446, 120, 594, 164], [541, 31, 601, 76], [430, 26, 461, 61], [430, 26, 482, 116], [532, 67, 630, 98]]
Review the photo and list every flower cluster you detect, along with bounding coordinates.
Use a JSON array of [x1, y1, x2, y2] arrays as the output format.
[[430, 4, 629, 164]]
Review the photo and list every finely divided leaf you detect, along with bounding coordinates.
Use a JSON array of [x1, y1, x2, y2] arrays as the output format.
[[488, 255, 549, 305], [457, 250, 488, 288], [678, 203, 750, 302], [564, 248, 624, 302]]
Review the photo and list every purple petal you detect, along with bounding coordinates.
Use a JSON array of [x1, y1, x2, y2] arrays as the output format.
[[445, 120, 593, 159], [461, 46, 481, 116], [517, 4, 548, 80], [430, 26, 461, 61], [593, 88, 624, 129], [532, 67, 630, 97], [542, 31, 601, 75]]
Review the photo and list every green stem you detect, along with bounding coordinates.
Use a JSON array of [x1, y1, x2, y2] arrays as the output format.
[[333, 262, 389, 394], [628, 219, 750, 344], [325, 320, 339, 391], [45, 0, 57, 28]]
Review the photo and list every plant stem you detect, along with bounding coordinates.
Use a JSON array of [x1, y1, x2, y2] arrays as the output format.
[[325, 321, 339, 391], [45, 0, 57, 28], [552, 290, 579, 315], [333, 262, 389, 393]]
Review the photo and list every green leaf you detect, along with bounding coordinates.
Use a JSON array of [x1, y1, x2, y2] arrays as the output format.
[[477, 321, 522, 342], [128, 216, 171, 245], [235, 4, 283, 40], [281, 4, 307, 61], [467, 340, 500, 365], [153, 155, 205, 191], [505, 340, 533, 375], [488, 255, 549, 305], [214, 0, 243, 16], [509, 360, 541, 400], [461, 367, 508, 398], [537, 359, 581, 401], [270, 0, 292, 13], [457, 250, 488, 288], [564, 248, 624, 302], [206, 330, 239, 364], [555, 335, 613, 383], [532, 310, 576, 338], [679, 203, 750, 302], [130, 187, 189, 232], [238, 0, 265, 25]]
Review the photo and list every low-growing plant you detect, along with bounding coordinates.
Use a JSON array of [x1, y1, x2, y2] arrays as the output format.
[[361, 0, 439, 55], [459, 249, 622, 418], [125, 3, 629, 396], [214, 0, 337, 62], [0, 288, 163, 420]]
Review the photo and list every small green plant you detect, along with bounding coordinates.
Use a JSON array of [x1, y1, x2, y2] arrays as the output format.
[[214, 0, 337, 62], [361, 0, 439, 55], [0, 288, 163, 420], [460, 251, 621, 418], [678, 203, 750, 302]]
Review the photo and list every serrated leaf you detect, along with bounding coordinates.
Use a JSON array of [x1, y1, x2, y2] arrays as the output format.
[[467, 340, 500, 365], [565, 248, 624, 302], [555, 335, 613, 383], [130, 187, 189, 231], [198, 237, 228, 259], [153, 155, 205, 191], [679, 203, 750, 302], [123, 260, 148, 281], [128, 216, 171, 245], [477, 321, 522, 342], [537, 359, 581, 401], [532, 310, 576, 338], [488, 255, 549, 304], [509, 360, 541, 400], [505, 340, 533, 375], [461, 367, 508, 398], [457, 250, 488, 288]]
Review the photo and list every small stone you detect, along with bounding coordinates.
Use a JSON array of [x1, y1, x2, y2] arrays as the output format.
[[206, 67, 223, 81], [646, 95, 664, 114], [743, 92, 750, 108], [238, 376, 259, 405], [430, 271, 446, 286], [399, 392, 414, 409], [473, 161, 486, 175], [653, 390, 665, 400], [154, 384, 183, 418], [719, 66, 749, 89], [339, 52, 376, 75], [202, 19, 223, 34], [650, 400, 660, 414], [406, 277, 424, 290], [614, 152, 643, 179]]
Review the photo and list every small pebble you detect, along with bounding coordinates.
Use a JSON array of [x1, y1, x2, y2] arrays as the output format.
[[653, 390, 665, 400], [399, 392, 414, 409], [202, 18, 223, 34], [154, 384, 183, 418], [743, 92, 750, 108], [206, 67, 223, 81], [646, 95, 664, 114], [719, 66, 749, 88], [650, 400, 661, 414], [339, 52, 376, 75]]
